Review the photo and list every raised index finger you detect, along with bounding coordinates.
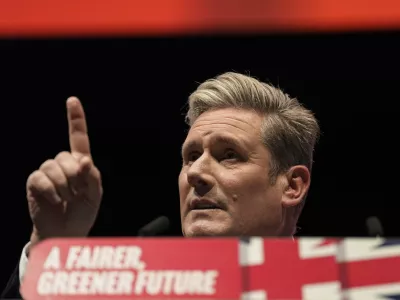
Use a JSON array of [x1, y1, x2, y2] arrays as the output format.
[[67, 97, 91, 156]]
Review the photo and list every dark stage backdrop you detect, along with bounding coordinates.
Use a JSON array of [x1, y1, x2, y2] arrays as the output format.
[[0, 31, 398, 287]]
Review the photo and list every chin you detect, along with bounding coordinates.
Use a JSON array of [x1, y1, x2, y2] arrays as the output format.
[[183, 220, 233, 237]]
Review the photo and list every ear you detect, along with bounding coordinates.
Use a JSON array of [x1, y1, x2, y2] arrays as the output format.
[[281, 165, 311, 208]]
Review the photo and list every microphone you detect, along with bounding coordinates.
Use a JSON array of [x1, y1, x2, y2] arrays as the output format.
[[365, 216, 384, 237], [137, 216, 170, 237]]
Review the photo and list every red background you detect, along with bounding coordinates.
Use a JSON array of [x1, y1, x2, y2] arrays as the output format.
[[1, 0, 400, 37]]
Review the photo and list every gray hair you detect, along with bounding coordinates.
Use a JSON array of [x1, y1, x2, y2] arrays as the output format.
[[185, 72, 320, 182]]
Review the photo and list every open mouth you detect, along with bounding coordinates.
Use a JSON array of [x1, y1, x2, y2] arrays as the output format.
[[190, 199, 222, 211], [192, 204, 221, 210]]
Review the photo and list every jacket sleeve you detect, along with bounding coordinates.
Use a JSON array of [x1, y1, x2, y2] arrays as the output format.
[[1, 243, 30, 299]]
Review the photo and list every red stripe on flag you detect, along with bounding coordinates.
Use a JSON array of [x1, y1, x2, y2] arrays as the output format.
[[242, 240, 339, 299], [342, 257, 400, 288]]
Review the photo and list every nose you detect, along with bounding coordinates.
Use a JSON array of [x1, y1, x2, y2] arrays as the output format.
[[186, 157, 215, 197]]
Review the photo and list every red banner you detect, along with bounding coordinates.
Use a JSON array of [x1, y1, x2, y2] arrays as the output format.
[[1, 0, 400, 37], [21, 237, 400, 300], [21, 238, 241, 300]]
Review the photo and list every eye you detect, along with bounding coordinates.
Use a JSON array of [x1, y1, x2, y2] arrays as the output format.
[[223, 149, 240, 160], [187, 151, 201, 162]]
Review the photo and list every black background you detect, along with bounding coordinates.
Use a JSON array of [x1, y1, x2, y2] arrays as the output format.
[[0, 31, 398, 287]]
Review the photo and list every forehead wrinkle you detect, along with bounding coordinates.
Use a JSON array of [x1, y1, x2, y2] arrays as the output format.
[[195, 108, 262, 127], [195, 123, 249, 136], [182, 110, 264, 157], [191, 119, 258, 136], [195, 114, 259, 126], [182, 126, 255, 158]]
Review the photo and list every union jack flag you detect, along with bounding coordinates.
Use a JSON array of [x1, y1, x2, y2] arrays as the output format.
[[239, 237, 400, 300]]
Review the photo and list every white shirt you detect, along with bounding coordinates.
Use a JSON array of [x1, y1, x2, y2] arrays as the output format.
[[19, 243, 30, 284]]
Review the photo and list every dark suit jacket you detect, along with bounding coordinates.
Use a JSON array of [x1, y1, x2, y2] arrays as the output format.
[[1, 265, 21, 299]]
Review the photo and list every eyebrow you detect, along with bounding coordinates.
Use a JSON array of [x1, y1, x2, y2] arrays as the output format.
[[181, 135, 246, 157], [213, 135, 244, 148]]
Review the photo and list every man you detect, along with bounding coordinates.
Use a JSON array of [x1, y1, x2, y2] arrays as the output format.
[[2, 72, 320, 298]]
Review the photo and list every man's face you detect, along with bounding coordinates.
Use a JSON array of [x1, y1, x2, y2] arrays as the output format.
[[179, 108, 285, 237]]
